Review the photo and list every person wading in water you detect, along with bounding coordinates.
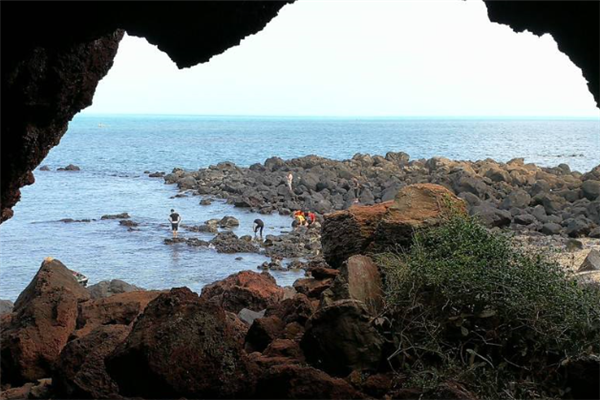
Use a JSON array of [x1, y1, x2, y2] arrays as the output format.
[[253, 218, 265, 238], [168, 209, 182, 238]]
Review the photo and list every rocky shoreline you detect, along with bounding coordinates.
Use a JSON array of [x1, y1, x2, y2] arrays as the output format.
[[156, 152, 600, 239], [1, 183, 598, 399]]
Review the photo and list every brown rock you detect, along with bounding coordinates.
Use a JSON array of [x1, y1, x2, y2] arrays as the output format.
[[53, 324, 130, 399], [245, 315, 286, 353], [265, 293, 315, 325], [200, 270, 284, 313], [301, 299, 385, 376], [321, 255, 384, 315], [255, 364, 366, 399], [73, 290, 163, 339], [1, 259, 90, 384], [322, 183, 465, 268], [308, 266, 340, 280], [262, 339, 304, 361], [293, 278, 334, 299], [106, 288, 252, 398], [0, 383, 34, 400]]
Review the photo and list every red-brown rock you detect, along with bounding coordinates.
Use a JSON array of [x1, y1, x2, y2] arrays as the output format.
[[245, 315, 286, 353], [73, 290, 163, 339], [53, 324, 130, 399], [255, 364, 366, 399], [265, 293, 315, 325], [200, 270, 284, 313], [322, 183, 466, 267], [308, 266, 340, 280], [293, 277, 334, 299], [105, 287, 252, 398], [1, 259, 90, 384], [321, 255, 384, 315], [262, 338, 304, 361]]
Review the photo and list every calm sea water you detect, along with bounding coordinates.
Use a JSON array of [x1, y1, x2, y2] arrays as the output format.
[[1, 115, 598, 301]]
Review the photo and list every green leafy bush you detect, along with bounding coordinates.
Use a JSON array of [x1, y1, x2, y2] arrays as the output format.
[[376, 215, 600, 399]]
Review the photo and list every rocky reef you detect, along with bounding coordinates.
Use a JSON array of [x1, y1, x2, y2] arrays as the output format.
[[162, 153, 600, 239], [2, 183, 597, 399]]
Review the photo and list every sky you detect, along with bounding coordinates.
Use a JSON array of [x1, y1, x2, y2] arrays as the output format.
[[84, 0, 599, 118]]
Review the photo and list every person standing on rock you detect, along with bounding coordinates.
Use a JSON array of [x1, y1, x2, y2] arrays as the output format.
[[352, 176, 362, 204], [287, 172, 294, 193], [168, 209, 182, 238], [253, 218, 264, 238]]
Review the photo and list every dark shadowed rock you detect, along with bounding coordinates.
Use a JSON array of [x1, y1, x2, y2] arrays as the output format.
[[514, 213, 536, 225], [578, 249, 600, 272], [581, 180, 600, 200], [100, 212, 129, 220], [118, 219, 138, 227], [87, 279, 145, 299], [470, 204, 512, 228], [200, 270, 284, 313], [301, 299, 385, 376], [245, 315, 286, 353], [565, 217, 593, 238], [57, 164, 80, 171], [293, 278, 334, 299], [265, 293, 315, 325], [106, 288, 252, 399], [255, 364, 365, 399], [39, 165, 50, 171], [53, 324, 130, 399], [1, 259, 90, 384], [500, 189, 531, 210], [541, 222, 562, 235], [210, 231, 259, 253]]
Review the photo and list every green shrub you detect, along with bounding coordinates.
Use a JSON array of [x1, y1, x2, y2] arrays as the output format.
[[376, 215, 600, 399]]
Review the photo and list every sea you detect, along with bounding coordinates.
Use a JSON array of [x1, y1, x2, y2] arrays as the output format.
[[1, 114, 599, 301]]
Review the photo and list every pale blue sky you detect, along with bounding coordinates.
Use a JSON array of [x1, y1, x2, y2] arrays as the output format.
[[85, 0, 599, 117]]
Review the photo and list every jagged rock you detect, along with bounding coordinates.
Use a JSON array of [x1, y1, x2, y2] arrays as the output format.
[[186, 237, 210, 247], [199, 198, 212, 205], [164, 237, 186, 245], [578, 249, 600, 272], [118, 219, 138, 227], [293, 278, 334, 299], [210, 231, 259, 253], [565, 217, 593, 238], [0, 300, 14, 315], [87, 279, 145, 299], [301, 299, 385, 376], [1, 259, 90, 384], [245, 315, 286, 353], [265, 293, 315, 325], [322, 184, 466, 268], [262, 338, 304, 360], [100, 212, 129, 220], [200, 270, 284, 313], [321, 255, 383, 314], [73, 290, 163, 339], [106, 288, 251, 398], [470, 204, 512, 228], [53, 325, 130, 398], [308, 266, 339, 280]]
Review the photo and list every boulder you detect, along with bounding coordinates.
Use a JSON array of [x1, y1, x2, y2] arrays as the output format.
[[106, 288, 252, 398], [39, 165, 50, 171], [322, 184, 466, 268], [200, 270, 284, 313], [245, 315, 286, 353], [499, 190, 531, 210], [541, 222, 562, 235], [53, 324, 130, 399], [210, 231, 259, 253], [1, 259, 90, 384], [321, 255, 384, 315], [57, 164, 80, 171], [470, 204, 512, 228], [581, 180, 600, 200], [293, 278, 334, 299], [578, 249, 600, 272], [301, 299, 385, 376], [514, 213, 536, 225], [565, 217, 593, 238], [73, 290, 163, 339], [87, 279, 145, 299], [100, 213, 129, 220], [265, 293, 315, 325], [254, 364, 365, 399], [219, 215, 240, 228]]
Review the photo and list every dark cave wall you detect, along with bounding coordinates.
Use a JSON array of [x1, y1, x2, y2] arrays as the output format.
[[485, 0, 600, 108], [1, 1, 598, 223]]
